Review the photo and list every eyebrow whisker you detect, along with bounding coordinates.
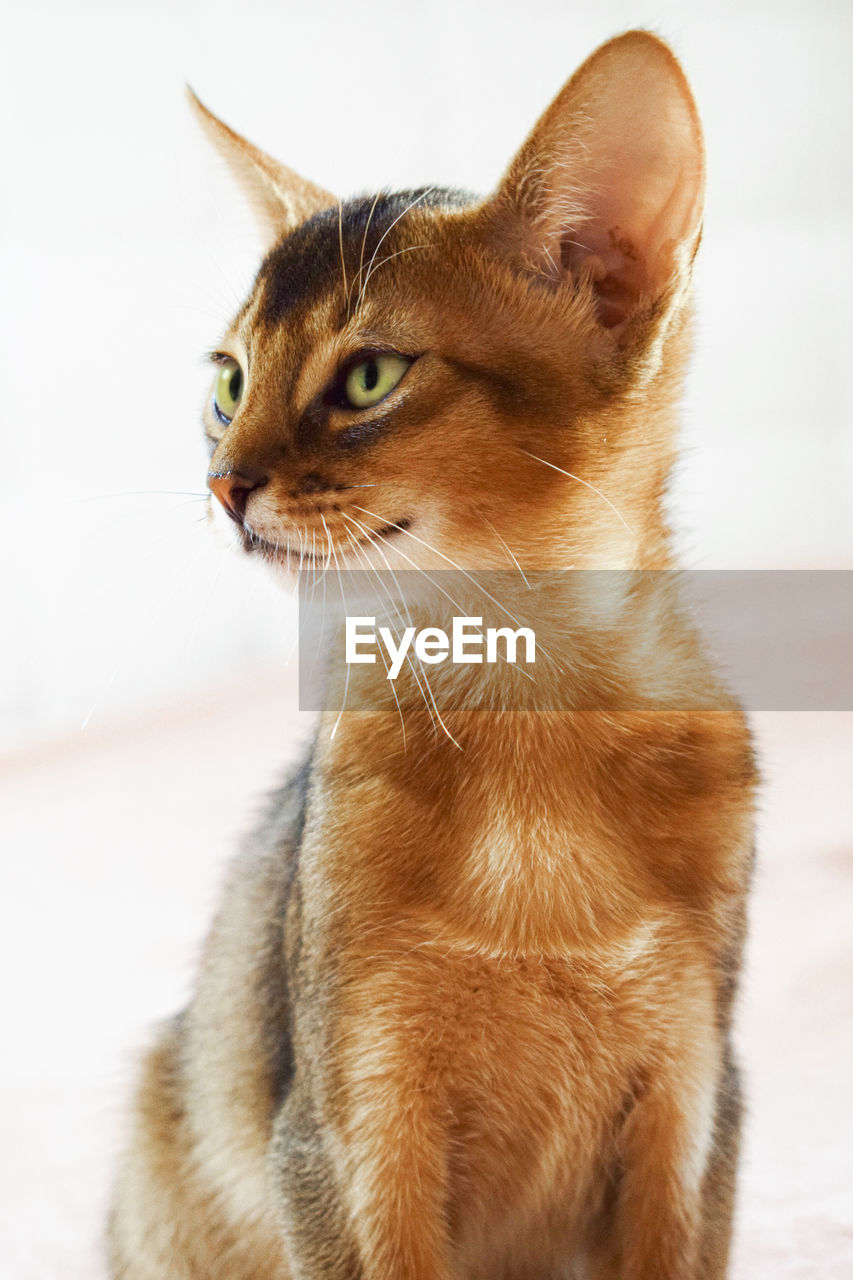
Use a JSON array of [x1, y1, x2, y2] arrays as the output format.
[[355, 186, 437, 312]]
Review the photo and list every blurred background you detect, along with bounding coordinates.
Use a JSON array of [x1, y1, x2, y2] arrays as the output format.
[[1, 1, 851, 1276], [1, 0, 852, 753]]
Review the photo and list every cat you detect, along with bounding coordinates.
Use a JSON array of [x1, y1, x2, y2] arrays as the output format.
[[109, 30, 756, 1280]]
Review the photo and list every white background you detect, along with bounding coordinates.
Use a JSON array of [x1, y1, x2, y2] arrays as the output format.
[[2, 0, 852, 754]]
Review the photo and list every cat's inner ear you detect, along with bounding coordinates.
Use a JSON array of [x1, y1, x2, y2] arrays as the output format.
[[490, 32, 705, 329], [187, 89, 336, 246]]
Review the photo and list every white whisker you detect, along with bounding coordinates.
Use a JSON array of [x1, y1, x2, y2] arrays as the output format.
[[349, 188, 384, 315], [337, 199, 349, 308], [518, 448, 634, 535], [350, 505, 552, 673], [356, 187, 437, 311], [341, 514, 441, 738], [473, 506, 531, 588], [323, 516, 351, 741], [342, 527, 408, 749], [61, 489, 210, 506], [355, 242, 428, 292], [342, 513, 464, 747]]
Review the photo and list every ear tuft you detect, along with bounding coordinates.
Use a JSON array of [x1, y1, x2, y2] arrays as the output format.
[[186, 88, 336, 246], [490, 32, 705, 331]]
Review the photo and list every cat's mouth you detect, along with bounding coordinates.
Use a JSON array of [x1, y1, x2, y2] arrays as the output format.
[[241, 518, 412, 565]]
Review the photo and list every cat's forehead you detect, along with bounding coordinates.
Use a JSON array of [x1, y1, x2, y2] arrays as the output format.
[[246, 187, 472, 333]]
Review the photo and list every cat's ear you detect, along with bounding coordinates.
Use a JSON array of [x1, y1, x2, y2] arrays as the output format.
[[487, 31, 705, 332], [187, 89, 336, 245]]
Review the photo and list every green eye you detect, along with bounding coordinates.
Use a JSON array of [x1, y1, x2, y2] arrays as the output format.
[[213, 358, 244, 423], [344, 354, 410, 409]]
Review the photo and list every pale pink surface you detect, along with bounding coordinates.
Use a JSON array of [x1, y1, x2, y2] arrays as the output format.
[[1, 681, 851, 1276]]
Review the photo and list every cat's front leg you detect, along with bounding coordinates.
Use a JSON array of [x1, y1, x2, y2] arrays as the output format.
[[697, 1046, 743, 1279], [335, 1003, 455, 1280], [339, 1076, 454, 1280], [613, 1019, 720, 1279], [272, 1084, 362, 1280], [273, 1072, 453, 1280]]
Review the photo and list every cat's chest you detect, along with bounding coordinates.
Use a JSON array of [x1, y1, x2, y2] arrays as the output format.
[[305, 768, 661, 964], [331, 925, 682, 1256], [307, 709, 746, 963]]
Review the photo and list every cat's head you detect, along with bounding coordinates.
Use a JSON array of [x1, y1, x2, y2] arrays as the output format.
[[194, 31, 704, 576]]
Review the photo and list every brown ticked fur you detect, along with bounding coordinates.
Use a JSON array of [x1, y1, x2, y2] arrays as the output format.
[[109, 32, 756, 1280]]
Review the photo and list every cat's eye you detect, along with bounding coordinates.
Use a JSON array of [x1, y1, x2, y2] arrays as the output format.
[[213, 357, 244, 424], [344, 354, 411, 409]]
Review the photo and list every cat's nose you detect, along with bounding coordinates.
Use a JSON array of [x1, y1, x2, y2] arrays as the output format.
[[207, 468, 268, 525]]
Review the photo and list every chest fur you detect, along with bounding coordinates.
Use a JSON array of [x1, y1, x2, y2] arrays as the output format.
[[325, 926, 711, 1272], [305, 709, 753, 958]]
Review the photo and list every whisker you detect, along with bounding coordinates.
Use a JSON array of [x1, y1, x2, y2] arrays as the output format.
[[80, 495, 210, 550], [343, 514, 453, 740], [295, 528, 329, 682], [342, 513, 450, 742], [354, 242, 429, 295], [342, 527, 408, 749], [350, 505, 552, 672], [337, 199, 349, 310], [344, 512, 539, 682], [61, 490, 210, 506], [342, 513, 471, 746], [518, 448, 634, 535], [323, 516, 352, 741], [472, 506, 531, 589], [283, 530, 326, 668], [356, 186, 437, 312], [349, 188, 385, 315]]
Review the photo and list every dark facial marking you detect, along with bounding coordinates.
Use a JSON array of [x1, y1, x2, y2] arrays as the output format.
[[255, 188, 475, 330], [298, 472, 332, 495]]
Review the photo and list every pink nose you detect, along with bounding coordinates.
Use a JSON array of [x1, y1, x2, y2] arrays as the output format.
[[207, 469, 267, 524]]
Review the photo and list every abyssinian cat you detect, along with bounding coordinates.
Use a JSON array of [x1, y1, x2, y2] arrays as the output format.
[[109, 31, 756, 1280]]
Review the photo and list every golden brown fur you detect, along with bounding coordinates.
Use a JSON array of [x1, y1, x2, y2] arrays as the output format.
[[110, 32, 756, 1279]]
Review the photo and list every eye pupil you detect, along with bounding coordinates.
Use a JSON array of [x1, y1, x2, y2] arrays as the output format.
[[341, 352, 410, 409], [229, 368, 242, 400]]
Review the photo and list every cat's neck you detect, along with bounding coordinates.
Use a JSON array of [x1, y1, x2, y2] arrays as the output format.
[[308, 696, 748, 958], [303, 569, 740, 957], [312, 563, 719, 720]]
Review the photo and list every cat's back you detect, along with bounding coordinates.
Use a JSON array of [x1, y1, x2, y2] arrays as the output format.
[[109, 756, 313, 1280]]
